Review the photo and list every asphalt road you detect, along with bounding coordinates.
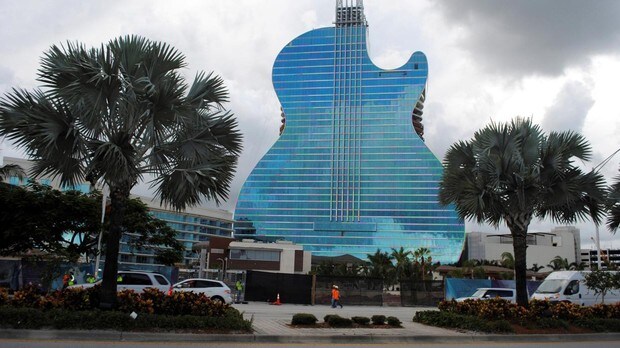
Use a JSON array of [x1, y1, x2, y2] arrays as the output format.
[[0, 340, 617, 348]]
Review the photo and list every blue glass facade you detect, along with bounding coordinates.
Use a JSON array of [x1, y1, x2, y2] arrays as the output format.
[[234, 3, 464, 263], [119, 208, 234, 266]]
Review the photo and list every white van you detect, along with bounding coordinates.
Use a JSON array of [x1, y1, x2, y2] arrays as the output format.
[[531, 271, 620, 306]]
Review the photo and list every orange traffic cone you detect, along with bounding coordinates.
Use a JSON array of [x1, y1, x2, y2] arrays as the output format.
[[271, 293, 282, 305]]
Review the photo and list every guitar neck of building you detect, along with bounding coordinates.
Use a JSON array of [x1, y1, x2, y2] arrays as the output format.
[[335, 0, 367, 27]]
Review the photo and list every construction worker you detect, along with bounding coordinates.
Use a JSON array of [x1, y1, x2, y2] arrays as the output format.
[[331, 285, 343, 308], [86, 273, 96, 283], [235, 280, 243, 303], [62, 272, 71, 289]]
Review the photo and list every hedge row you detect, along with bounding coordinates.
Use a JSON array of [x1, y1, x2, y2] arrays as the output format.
[[438, 299, 620, 322], [4, 285, 228, 317], [417, 299, 620, 333], [413, 311, 514, 333], [0, 306, 252, 332]]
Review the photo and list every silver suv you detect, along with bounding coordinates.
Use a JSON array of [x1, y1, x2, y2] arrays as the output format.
[[69, 271, 172, 293]]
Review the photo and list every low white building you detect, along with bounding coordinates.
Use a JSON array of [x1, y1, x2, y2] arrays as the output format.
[[466, 226, 581, 271]]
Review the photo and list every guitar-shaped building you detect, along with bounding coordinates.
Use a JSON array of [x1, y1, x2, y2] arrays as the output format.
[[234, 0, 464, 264]]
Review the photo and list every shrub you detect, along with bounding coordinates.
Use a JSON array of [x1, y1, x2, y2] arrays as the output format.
[[0, 306, 252, 331], [532, 318, 569, 329], [548, 301, 584, 321], [589, 303, 620, 319], [387, 316, 402, 327], [0, 288, 8, 305], [574, 318, 620, 332], [327, 315, 352, 328], [351, 316, 370, 325], [371, 315, 386, 325], [10, 283, 45, 308], [292, 313, 318, 325], [50, 288, 94, 311], [324, 314, 337, 323], [526, 299, 553, 319], [413, 311, 513, 333]]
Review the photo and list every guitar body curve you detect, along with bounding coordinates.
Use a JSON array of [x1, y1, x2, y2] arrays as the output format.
[[235, 23, 464, 263]]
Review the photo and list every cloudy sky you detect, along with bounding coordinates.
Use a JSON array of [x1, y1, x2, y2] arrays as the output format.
[[1, 0, 619, 249]]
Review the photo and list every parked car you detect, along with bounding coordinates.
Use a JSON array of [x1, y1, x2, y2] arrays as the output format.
[[68, 271, 172, 293], [172, 278, 233, 304], [456, 287, 517, 303], [531, 270, 620, 306]]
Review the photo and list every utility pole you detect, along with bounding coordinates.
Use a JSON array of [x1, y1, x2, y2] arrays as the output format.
[[592, 147, 620, 270]]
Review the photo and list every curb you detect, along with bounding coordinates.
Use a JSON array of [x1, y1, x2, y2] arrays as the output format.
[[1, 330, 620, 344]]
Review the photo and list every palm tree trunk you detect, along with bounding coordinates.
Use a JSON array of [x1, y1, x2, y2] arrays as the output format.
[[512, 231, 528, 306], [99, 185, 129, 309], [506, 212, 531, 307]]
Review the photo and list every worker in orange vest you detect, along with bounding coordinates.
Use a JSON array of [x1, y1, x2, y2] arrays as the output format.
[[331, 285, 343, 308]]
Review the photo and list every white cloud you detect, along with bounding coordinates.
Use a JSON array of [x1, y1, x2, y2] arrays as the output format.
[[1, 0, 619, 248]]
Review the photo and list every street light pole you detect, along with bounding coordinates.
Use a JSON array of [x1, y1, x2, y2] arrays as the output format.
[[217, 258, 225, 281], [595, 225, 602, 269], [591, 147, 620, 271], [94, 185, 108, 279]]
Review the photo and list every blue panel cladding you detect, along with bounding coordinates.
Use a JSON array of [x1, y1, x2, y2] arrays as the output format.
[[234, 24, 465, 264]]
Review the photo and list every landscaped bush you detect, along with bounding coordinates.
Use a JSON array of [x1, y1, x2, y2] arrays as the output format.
[[0, 288, 9, 306], [386, 316, 402, 327], [588, 303, 620, 319], [371, 314, 386, 325], [324, 314, 337, 323], [574, 318, 620, 332], [351, 316, 370, 325], [10, 284, 45, 308], [292, 313, 318, 325], [546, 301, 584, 321], [326, 315, 352, 328], [530, 318, 569, 330], [5, 285, 229, 318], [413, 311, 514, 333], [0, 306, 252, 331], [438, 298, 517, 320], [433, 299, 620, 333]]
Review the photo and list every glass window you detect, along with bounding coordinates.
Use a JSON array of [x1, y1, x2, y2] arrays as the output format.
[[564, 280, 579, 295], [120, 273, 151, 285], [196, 280, 222, 288], [154, 275, 169, 286]]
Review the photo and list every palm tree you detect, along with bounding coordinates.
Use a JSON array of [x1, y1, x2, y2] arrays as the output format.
[[570, 261, 587, 270], [501, 252, 515, 269], [367, 249, 394, 282], [0, 36, 242, 307], [412, 247, 432, 281], [529, 263, 544, 272], [548, 255, 570, 270], [391, 247, 412, 283], [438, 118, 606, 306], [0, 164, 25, 182], [608, 170, 620, 232]]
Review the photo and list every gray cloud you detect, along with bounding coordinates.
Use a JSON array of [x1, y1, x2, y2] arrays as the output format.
[[433, 0, 620, 76], [541, 80, 594, 134]]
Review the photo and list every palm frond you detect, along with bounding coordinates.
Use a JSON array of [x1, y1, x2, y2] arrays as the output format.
[[0, 164, 26, 182], [607, 171, 620, 232]]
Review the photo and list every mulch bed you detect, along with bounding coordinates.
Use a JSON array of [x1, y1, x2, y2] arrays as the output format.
[[511, 324, 593, 335], [289, 323, 401, 329]]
